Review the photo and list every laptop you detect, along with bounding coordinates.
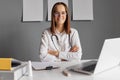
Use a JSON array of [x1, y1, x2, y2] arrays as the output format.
[[67, 38, 120, 75]]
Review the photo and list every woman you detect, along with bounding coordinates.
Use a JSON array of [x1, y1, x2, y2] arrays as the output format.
[[39, 2, 82, 62]]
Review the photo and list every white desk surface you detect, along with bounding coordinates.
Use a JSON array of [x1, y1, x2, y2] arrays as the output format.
[[20, 60, 120, 80]]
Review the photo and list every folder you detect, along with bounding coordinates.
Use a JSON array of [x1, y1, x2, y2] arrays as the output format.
[[0, 58, 12, 70]]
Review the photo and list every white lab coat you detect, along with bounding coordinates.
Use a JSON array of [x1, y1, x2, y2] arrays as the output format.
[[39, 28, 82, 62]]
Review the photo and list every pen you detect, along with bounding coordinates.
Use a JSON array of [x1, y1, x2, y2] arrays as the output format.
[[62, 70, 71, 77], [45, 66, 59, 70], [45, 66, 53, 70]]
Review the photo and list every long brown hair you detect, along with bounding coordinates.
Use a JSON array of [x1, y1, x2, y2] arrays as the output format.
[[50, 2, 71, 34]]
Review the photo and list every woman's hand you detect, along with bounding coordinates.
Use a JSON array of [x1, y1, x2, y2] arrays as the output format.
[[69, 45, 79, 52], [48, 50, 59, 57]]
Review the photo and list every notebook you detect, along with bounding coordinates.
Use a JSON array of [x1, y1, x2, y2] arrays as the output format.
[[67, 38, 120, 75], [32, 62, 60, 70]]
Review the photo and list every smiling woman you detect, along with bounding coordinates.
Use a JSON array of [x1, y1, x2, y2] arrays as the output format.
[[39, 2, 82, 62], [53, 5, 67, 28]]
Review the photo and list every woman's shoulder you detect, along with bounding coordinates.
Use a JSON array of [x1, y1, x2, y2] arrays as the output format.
[[42, 28, 51, 34], [70, 28, 78, 33]]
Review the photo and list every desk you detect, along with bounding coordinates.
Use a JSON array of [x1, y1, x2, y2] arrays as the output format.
[[20, 60, 120, 80]]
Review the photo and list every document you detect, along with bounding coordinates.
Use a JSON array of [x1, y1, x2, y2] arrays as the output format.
[[32, 62, 60, 70]]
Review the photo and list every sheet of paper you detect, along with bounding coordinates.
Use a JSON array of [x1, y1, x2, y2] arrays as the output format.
[[23, 0, 43, 21], [32, 62, 60, 70], [73, 0, 93, 20]]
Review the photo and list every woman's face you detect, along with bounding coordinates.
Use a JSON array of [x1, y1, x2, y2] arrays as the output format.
[[54, 5, 67, 26]]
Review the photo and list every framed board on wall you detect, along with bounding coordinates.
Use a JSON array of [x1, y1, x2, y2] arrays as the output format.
[[23, 0, 43, 21], [72, 0, 93, 20]]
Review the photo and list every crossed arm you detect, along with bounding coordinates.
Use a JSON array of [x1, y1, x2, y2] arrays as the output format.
[[48, 45, 79, 57]]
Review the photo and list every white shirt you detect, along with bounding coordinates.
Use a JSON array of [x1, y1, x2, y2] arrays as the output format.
[[39, 28, 82, 62]]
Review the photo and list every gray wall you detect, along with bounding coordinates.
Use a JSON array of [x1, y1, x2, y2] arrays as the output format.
[[0, 0, 120, 61]]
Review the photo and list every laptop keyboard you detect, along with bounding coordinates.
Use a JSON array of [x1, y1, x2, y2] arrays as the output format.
[[82, 63, 96, 72]]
